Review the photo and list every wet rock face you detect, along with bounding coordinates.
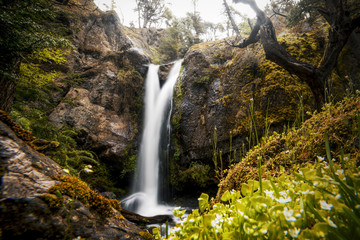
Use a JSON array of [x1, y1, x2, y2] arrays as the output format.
[[0, 121, 146, 239], [174, 42, 232, 164]]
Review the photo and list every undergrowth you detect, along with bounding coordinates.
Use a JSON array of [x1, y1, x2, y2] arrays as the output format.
[[153, 94, 360, 239]]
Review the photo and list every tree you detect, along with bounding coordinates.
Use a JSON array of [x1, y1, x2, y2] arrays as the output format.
[[232, 0, 360, 107], [0, 0, 69, 113], [134, 0, 166, 28], [223, 0, 242, 37], [203, 22, 225, 41]]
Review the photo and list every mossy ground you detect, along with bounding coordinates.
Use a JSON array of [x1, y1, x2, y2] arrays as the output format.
[[217, 94, 360, 200]]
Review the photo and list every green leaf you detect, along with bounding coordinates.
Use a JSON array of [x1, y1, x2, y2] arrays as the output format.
[[221, 190, 231, 202], [203, 214, 215, 228], [198, 193, 209, 213]]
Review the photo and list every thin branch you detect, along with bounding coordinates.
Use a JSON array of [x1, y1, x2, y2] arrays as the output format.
[[271, 10, 288, 18]]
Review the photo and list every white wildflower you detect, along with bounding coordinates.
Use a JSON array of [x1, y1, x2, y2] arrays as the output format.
[[317, 156, 325, 162], [327, 217, 337, 228], [264, 190, 274, 199], [289, 228, 301, 238], [283, 207, 296, 222], [279, 191, 287, 196], [301, 190, 310, 195], [83, 165, 93, 173], [336, 169, 344, 176], [276, 196, 292, 203], [320, 200, 333, 210]]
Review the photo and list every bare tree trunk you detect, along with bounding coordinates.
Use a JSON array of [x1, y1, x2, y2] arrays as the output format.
[[223, 0, 242, 37], [232, 0, 360, 108]]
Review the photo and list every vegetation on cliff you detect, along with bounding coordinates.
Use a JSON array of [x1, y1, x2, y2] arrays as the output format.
[[155, 92, 360, 240]]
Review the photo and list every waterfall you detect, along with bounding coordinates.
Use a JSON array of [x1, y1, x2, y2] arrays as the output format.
[[123, 60, 183, 216]]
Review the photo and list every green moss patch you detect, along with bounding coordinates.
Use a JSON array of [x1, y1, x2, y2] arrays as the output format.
[[44, 175, 123, 218]]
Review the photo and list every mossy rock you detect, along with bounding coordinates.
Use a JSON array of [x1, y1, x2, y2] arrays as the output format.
[[45, 175, 123, 218]]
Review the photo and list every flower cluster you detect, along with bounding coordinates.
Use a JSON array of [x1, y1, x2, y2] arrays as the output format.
[[153, 157, 360, 239]]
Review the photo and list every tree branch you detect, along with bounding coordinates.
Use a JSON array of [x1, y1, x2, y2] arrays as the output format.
[[271, 10, 288, 18]]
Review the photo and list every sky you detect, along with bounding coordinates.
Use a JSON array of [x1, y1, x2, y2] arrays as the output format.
[[94, 0, 272, 27]]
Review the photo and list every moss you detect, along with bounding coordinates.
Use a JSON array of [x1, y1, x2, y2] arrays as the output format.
[[139, 231, 154, 240], [47, 175, 123, 218], [116, 64, 142, 84], [0, 110, 36, 142], [40, 193, 64, 210], [179, 163, 211, 188], [217, 94, 360, 200]]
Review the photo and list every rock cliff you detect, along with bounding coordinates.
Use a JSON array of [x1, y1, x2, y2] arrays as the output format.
[[47, 1, 154, 189]]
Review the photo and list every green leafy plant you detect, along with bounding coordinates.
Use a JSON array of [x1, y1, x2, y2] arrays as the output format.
[[154, 130, 360, 239]]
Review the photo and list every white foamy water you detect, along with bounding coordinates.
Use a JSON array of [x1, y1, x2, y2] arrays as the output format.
[[123, 60, 183, 216]]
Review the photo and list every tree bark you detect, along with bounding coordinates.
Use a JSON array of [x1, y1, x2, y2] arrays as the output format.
[[232, 0, 360, 108]]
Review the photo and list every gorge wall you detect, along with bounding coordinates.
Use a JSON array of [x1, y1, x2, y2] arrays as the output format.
[[46, 1, 158, 190]]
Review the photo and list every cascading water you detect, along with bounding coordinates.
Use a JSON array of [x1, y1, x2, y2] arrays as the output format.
[[123, 60, 183, 216]]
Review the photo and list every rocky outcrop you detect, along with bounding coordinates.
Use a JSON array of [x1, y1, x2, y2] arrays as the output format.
[[170, 36, 324, 193], [47, 1, 152, 187], [0, 121, 148, 239]]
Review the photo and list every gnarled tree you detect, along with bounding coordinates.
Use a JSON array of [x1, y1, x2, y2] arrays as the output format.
[[232, 0, 360, 107]]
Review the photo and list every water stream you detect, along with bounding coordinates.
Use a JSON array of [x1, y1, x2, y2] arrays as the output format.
[[123, 60, 183, 217]]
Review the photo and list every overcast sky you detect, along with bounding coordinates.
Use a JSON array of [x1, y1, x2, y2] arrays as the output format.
[[94, 0, 271, 27]]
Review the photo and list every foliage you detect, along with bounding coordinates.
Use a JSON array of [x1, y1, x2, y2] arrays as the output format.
[[0, 0, 70, 76], [282, 0, 360, 27], [19, 48, 69, 88], [218, 93, 360, 200], [178, 163, 211, 189], [134, 0, 166, 28], [156, 156, 360, 239], [153, 92, 360, 239], [157, 12, 204, 62]]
